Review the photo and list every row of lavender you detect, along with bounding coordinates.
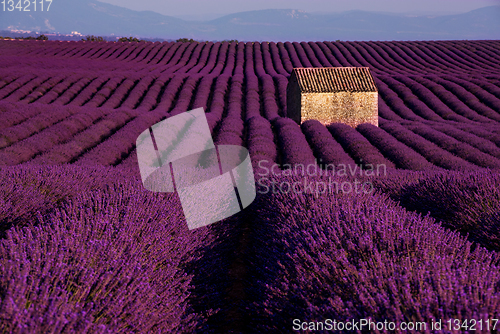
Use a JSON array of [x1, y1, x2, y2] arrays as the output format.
[[243, 169, 500, 333], [0, 104, 499, 173], [278, 117, 500, 172], [1, 41, 499, 119], [0, 42, 499, 171], [3, 40, 500, 77], [2, 164, 499, 333], [0, 164, 243, 333], [1, 71, 499, 129]]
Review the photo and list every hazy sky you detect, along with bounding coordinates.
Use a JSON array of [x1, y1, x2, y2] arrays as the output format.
[[98, 0, 500, 19]]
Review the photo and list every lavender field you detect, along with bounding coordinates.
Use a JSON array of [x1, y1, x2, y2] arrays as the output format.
[[0, 39, 500, 333]]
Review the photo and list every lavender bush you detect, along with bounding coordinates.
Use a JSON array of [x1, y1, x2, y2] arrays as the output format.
[[327, 122, 396, 169], [356, 123, 438, 171], [245, 172, 500, 333], [392, 170, 500, 252]]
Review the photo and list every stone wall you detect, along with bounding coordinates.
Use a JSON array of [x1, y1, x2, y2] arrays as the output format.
[[286, 76, 302, 124], [298, 91, 378, 127]]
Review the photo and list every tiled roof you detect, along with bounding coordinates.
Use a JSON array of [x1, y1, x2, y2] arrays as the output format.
[[291, 67, 378, 93]]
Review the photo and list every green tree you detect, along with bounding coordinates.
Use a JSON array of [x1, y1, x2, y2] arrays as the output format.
[[118, 36, 141, 42], [82, 35, 105, 42], [176, 38, 197, 43]]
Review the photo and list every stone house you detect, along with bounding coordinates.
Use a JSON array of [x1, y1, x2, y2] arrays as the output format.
[[286, 67, 378, 127]]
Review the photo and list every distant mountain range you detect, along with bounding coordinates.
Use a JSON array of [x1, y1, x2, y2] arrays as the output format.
[[0, 1, 499, 41]]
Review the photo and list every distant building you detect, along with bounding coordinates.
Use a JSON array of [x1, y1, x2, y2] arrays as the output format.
[[286, 67, 378, 127]]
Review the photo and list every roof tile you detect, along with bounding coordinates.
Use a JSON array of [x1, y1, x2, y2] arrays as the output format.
[[291, 67, 378, 92]]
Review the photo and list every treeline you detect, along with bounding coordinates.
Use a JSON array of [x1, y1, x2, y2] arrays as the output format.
[[176, 37, 239, 43], [0, 35, 48, 41], [81, 35, 239, 43], [0, 34, 238, 43], [81, 35, 147, 42]]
